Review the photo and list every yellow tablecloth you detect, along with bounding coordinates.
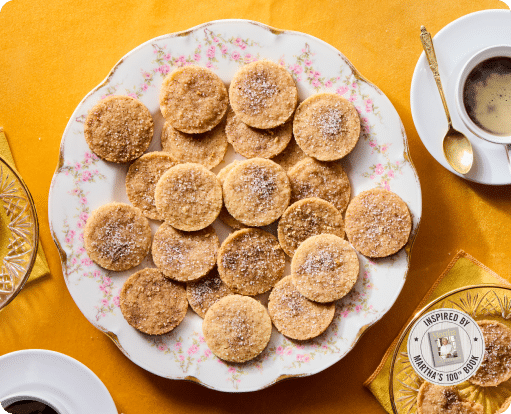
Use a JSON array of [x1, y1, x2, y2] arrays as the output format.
[[1, 1, 510, 413]]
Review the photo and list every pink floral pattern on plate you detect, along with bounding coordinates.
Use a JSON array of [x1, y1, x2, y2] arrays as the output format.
[[59, 152, 123, 321], [49, 20, 421, 392]]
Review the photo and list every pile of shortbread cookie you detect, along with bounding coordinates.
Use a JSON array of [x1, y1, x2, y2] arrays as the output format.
[[83, 61, 412, 363]]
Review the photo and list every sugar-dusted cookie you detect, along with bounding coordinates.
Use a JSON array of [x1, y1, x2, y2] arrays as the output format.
[[84, 202, 151, 271], [216, 161, 247, 230], [159, 65, 228, 134], [291, 234, 359, 303], [152, 222, 219, 282], [225, 108, 292, 158], [202, 295, 272, 363], [223, 158, 290, 227], [229, 60, 298, 129], [469, 320, 511, 387], [154, 163, 222, 231], [417, 382, 483, 414], [217, 228, 285, 296], [287, 157, 351, 213], [125, 152, 177, 220], [271, 137, 307, 172], [161, 120, 227, 170], [344, 188, 411, 258], [186, 268, 233, 318], [278, 197, 345, 257], [84, 95, 154, 163], [268, 276, 335, 340], [293, 93, 360, 161], [120, 268, 188, 335]]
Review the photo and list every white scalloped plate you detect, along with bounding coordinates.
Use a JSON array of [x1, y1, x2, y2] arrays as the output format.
[[48, 19, 421, 392]]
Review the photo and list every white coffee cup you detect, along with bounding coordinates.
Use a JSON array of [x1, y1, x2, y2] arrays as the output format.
[[455, 44, 511, 144]]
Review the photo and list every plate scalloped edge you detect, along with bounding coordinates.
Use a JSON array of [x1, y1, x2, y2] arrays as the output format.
[[48, 19, 422, 392]]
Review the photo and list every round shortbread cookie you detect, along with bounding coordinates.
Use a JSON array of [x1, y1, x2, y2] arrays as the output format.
[[344, 188, 411, 258], [125, 152, 177, 220], [225, 108, 292, 158], [291, 234, 359, 303], [271, 137, 307, 172], [469, 320, 511, 387], [216, 161, 247, 230], [268, 276, 335, 340], [417, 382, 483, 414], [152, 222, 219, 282], [154, 163, 222, 231], [120, 268, 188, 335], [278, 197, 345, 257], [186, 268, 233, 318], [84, 95, 154, 163], [159, 65, 228, 134], [229, 60, 298, 129], [217, 228, 285, 296], [202, 295, 272, 363], [293, 93, 360, 161], [84, 202, 151, 271], [223, 158, 290, 227], [161, 120, 228, 170], [287, 157, 351, 213]]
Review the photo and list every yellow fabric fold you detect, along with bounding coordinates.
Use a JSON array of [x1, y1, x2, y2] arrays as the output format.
[[364, 250, 511, 413], [0, 128, 49, 282]]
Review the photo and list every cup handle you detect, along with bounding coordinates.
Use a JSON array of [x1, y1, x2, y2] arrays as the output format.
[[505, 144, 511, 175]]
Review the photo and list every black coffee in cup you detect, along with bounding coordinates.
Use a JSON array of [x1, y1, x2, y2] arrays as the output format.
[[463, 56, 511, 136], [4, 399, 59, 414]]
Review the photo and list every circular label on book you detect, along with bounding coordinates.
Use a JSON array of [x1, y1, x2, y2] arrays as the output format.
[[407, 308, 485, 385]]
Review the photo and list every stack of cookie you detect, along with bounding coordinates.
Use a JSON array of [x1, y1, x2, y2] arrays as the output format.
[[82, 60, 412, 364]]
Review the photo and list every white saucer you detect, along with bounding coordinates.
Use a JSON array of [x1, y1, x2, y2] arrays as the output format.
[[0, 349, 117, 414], [411, 9, 511, 185]]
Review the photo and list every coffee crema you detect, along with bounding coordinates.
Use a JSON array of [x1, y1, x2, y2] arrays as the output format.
[[463, 56, 511, 136], [4, 400, 59, 414]]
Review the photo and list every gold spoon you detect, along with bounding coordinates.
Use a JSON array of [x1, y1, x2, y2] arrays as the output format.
[[420, 26, 473, 174]]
